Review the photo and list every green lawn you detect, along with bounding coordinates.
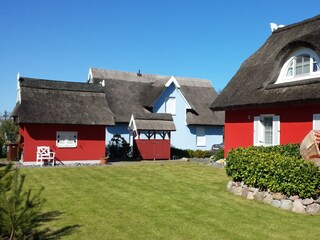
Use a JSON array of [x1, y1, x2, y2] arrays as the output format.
[[21, 162, 320, 239]]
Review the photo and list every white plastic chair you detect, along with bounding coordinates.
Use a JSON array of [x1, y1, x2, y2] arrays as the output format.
[[36, 146, 55, 166]]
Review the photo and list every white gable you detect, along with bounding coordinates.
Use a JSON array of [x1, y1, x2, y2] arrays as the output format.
[[165, 76, 180, 89]]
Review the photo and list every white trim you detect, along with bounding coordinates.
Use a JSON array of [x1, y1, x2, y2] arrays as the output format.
[[165, 76, 180, 88], [177, 88, 192, 109], [21, 160, 100, 166], [313, 114, 320, 130], [276, 48, 320, 84], [128, 114, 137, 132], [253, 114, 280, 146], [196, 127, 206, 147], [56, 131, 78, 148]]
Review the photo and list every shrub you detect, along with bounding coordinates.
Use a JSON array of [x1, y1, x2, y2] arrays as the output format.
[[170, 147, 212, 159], [226, 144, 320, 198], [0, 164, 45, 238], [187, 149, 212, 158], [214, 149, 225, 161], [171, 147, 189, 159]]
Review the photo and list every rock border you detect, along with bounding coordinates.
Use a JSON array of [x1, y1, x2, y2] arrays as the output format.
[[227, 180, 320, 214]]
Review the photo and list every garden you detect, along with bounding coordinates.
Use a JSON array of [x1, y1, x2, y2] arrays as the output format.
[[1, 159, 320, 239]]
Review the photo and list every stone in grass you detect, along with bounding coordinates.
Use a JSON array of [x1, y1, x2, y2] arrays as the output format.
[[302, 198, 314, 206], [227, 181, 233, 191], [263, 193, 273, 205], [306, 203, 320, 214], [234, 186, 242, 196], [281, 200, 293, 211], [255, 191, 265, 201], [292, 200, 306, 214], [272, 192, 285, 200], [241, 187, 249, 198], [247, 191, 255, 200], [271, 200, 281, 208]]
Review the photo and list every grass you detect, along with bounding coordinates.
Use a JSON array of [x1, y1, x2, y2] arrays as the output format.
[[20, 161, 320, 239]]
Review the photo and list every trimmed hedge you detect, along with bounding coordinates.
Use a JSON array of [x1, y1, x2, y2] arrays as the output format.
[[171, 147, 212, 159], [226, 144, 320, 198]]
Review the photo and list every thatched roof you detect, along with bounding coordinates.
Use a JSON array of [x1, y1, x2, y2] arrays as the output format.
[[12, 77, 115, 126], [211, 15, 320, 111], [129, 112, 176, 131], [90, 68, 224, 125]]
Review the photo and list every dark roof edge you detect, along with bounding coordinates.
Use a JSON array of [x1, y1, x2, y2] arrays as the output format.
[[272, 15, 320, 34]]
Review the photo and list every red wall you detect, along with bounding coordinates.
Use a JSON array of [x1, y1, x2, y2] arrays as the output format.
[[225, 104, 318, 155], [20, 124, 106, 163], [134, 139, 171, 160]]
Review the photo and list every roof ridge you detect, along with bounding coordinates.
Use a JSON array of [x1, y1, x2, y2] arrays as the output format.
[[272, 14, 320, 34]]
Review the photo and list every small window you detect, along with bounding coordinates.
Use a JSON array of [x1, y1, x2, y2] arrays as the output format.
[[196, 127, 206, 147], [276, 48, 320, 84], [313, 114, 320, 130], [165, 97, 176, 115], [56, 132, 77, 148]]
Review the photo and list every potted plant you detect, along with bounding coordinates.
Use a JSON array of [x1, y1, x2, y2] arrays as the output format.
[[100, 155, 109, 165]]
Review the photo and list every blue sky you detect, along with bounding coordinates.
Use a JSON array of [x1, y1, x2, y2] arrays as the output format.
[[0, 0, 319, 113]]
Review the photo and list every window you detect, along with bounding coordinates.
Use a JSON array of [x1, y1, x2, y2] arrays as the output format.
[[313, 114, 320, 130], [56, 132, 77, 148], [254, 115, 280, 146], [196, 127, 206, 147], [276, 48, 320, 84], [165, 97, 176, 115]]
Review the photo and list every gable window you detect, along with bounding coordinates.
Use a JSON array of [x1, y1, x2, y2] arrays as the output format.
[[56, 131, 77, 148], [196, 127, 206, 147], [254, 115, 280, 146], [276, 48, 320, 84], [165, 97, 176, 115]]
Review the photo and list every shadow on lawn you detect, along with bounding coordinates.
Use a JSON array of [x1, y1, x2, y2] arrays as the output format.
[[33, 211, 81, 239]]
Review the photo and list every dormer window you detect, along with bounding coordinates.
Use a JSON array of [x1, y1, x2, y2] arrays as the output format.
[[276, 48, 320, 84]]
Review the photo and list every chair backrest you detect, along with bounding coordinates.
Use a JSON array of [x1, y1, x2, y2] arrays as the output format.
[[37, 146, 50, 156]]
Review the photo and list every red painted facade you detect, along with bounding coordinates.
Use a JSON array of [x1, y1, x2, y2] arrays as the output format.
[[133, 130, 171, 160], [19, 124, 106, 163], [134, 139, 171, 160], [225, 104, 318, 155]]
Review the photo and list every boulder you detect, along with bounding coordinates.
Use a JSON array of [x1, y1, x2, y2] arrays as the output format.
[[292, 200, 306, 214], [272, 192, 285, 200], [254, 191, 265, 201], [241, 187, 249, 198], [280, 200, 293, 211], [227, 181, 233, 191], [247, 191, 254, 200], [302, 198, 314, 206], [263, 193, 273, 205], [306, 203, 320, 214], [271, 200, 281, 208]]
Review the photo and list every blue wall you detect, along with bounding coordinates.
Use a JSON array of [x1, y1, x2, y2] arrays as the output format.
[[106, 124, 130, 145], [153, 83, 223, 150]]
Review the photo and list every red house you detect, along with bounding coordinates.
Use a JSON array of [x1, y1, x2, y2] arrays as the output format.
[[211, 15, 320, 155], [12, 76, 115, 165]]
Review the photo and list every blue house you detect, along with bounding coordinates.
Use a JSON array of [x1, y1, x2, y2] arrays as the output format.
[[88, 67, 224, 151]]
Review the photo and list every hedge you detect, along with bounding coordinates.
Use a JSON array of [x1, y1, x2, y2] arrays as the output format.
[[226, 144, 320, 198]]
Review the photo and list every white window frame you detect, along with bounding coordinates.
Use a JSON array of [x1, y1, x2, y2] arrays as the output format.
[[165, 97, 176, 115], [196, 127, 206, 147], [56, 131, 78, 148], [276, 48, 320, 84], [313, 114, 320, 130], [254, 115, 280, 146]]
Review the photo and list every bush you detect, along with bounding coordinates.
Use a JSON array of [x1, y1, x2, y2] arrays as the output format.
[[171, 147, 189, 159], [187, 149, 212, 158], [226, 144, 320, 198], [170, 147, 212, 159], [214, 149, 225, 161], [0, 164, 45, 238]]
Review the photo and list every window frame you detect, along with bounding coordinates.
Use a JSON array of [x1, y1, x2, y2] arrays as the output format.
[[196, 127, 206, 147], [56, 131, 78, 148], [254, 115, 280, 146], [276, 48, 320, 84], [165, 96, 176, 115]]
